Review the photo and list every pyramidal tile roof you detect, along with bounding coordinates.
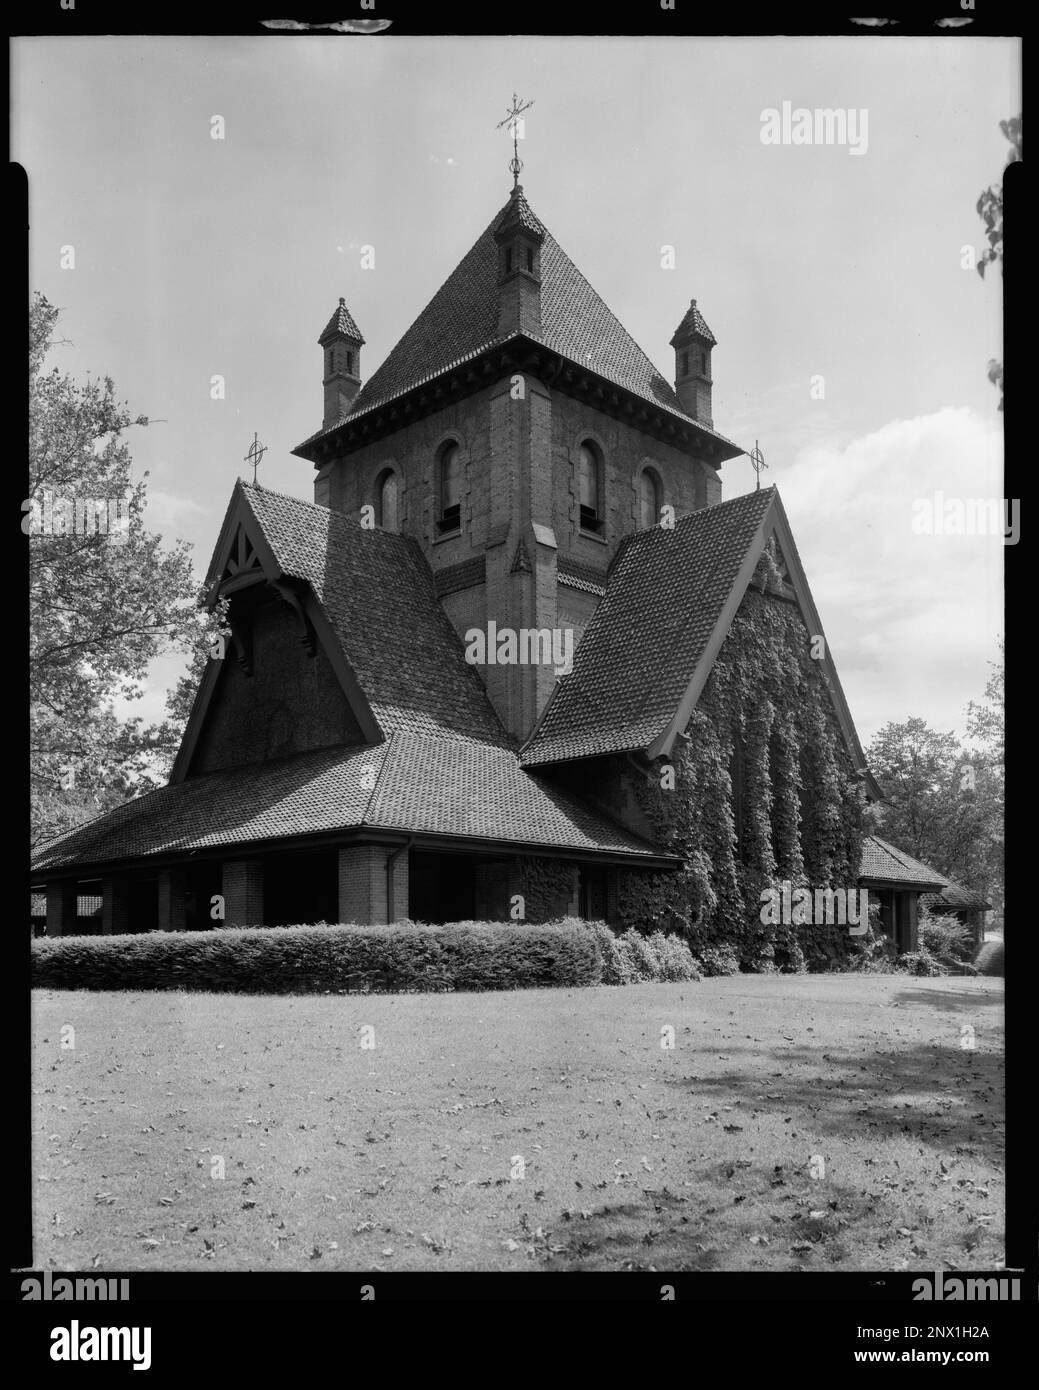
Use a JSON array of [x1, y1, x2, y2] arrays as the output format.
[[521, 488, 777, 765], [670, 298, 716, 346], [320, 297, 364, 344], [300, 188, 737, 444]]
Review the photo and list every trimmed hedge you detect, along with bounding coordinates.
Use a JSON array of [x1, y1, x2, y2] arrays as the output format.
[[975, 939, 1004, 977], [31, 919, 601, 995]]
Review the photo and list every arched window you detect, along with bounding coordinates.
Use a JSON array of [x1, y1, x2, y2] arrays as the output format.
[[578, 441, 603, 534], [681, 351, 689, 377], [376, 468, 399, 533], [700, 351, 707, 375], [638, 468, 661, 530], [438, 442, 462, 535]]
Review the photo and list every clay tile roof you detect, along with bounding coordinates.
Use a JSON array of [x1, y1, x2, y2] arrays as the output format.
[[670, 298, 716, 346], [319, 298, 364, 344], [498, 185, 547, 237], [857, 835, 949, 890], [240, 483, 507, 748], [297, 191, 739, 448], [921, 879, 992, 912], [521, 487, 777, 765], [31, 734, 670, 873]]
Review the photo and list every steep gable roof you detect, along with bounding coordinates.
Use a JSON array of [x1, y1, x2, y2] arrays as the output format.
[[521, 487, 880, 796], [296, 189, 739, 450], [175, 482, 508, 781]]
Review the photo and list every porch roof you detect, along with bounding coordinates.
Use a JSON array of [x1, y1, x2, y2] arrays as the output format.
[[32, 735, 677, 875], [858, 835, 948, 891]]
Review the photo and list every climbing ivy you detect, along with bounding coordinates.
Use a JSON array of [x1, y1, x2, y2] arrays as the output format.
[[518, 856, 576, 923], [616, 570, 866, 972]]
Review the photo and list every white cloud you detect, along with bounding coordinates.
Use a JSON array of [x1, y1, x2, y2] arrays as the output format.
[[775, 407, 1004, 742]]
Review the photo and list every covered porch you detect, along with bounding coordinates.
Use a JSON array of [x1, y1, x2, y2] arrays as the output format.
[[32, 836, 658, 935]]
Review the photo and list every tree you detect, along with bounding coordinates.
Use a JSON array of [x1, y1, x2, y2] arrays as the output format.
[[975, 115, 1021, 410], [28, 292, 217, 847], [867, 693, 1003, 907], [965, 641, 1005, 910], [867, 718, 961, 862]]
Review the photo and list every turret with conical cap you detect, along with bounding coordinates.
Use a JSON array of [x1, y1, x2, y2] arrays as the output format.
[[319, 297, 365, 430]]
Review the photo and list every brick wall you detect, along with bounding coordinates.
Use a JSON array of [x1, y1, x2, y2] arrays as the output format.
[[550, 390, 715, 571], [45, 880, 77, 937], [223, 859, 264, 927], [158, 869, 188, 932], [101, 877, 131, 935], [337, 845, 409, 924]]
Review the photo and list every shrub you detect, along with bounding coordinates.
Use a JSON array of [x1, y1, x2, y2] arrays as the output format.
[[697, 944, 740, 977], [645, 931, 701, 982], [616, 928, 660, 982], [918, 909, 974, 964], [31, 919, 601, 995], [847, 922, 899, 973], [894, 949, 947, 978], [582, 920, 636, 985], [975, 939, 1004, 977]]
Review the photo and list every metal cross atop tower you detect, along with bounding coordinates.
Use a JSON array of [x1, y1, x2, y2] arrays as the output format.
[[497, 92, 534, 188], [244, 432, 267, 485], [749, 439, 768, 491]]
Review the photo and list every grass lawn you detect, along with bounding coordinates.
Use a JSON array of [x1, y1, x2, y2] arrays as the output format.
[[31, 973, 1004, 1273]]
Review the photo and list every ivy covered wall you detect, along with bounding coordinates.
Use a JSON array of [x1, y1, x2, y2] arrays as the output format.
[[571, 551, 868, 971], [517, 856, 578, 923]]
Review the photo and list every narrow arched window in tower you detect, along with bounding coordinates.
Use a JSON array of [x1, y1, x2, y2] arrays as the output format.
[[578, 441, 603, 534], [639, 468, 661, 530], [376, 468, 399, 533], [681, 351, 689, 377], [438, 442, 462, 535], [345, 351, 353, 375]]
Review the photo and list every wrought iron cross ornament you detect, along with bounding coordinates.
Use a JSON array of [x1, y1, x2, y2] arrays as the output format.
[[244, 432, 267, 485], [497, 92, 534, 188], [749, 439, 768, 491]]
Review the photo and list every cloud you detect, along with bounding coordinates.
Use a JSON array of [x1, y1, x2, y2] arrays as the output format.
[[774, 407, 1003, 741]]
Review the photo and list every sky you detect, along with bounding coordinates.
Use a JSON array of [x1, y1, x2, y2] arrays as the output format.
[[14, 34, 1017, 746]]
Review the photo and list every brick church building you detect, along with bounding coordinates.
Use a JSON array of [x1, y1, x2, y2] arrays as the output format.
[[33, 181, 946, 960]]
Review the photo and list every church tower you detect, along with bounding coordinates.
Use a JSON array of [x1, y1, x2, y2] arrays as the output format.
[[295, 189, 743, 742]]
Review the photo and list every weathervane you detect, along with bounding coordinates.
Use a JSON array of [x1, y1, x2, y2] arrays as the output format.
[[749, 439, 768, 491], [244, 432, 267, 485], [497, 92, 534, 188]]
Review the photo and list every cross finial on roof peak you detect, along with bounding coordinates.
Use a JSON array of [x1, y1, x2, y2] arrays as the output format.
[[496, 92, 534, 190]]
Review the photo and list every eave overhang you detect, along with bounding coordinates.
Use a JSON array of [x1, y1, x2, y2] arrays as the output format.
[[292, 335, 746, 468]]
